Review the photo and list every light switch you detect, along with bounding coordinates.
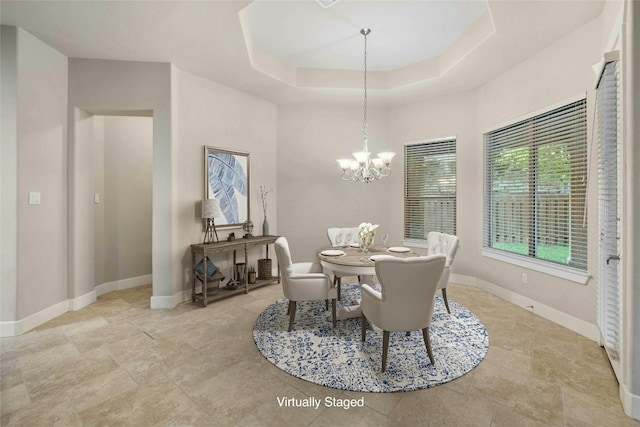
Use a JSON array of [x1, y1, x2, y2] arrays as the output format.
[[94, 193, 100, 204], [28, 192, 41, 205]]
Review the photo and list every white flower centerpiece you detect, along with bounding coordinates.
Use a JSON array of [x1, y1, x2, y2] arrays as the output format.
[[358, 222, 379, 253]]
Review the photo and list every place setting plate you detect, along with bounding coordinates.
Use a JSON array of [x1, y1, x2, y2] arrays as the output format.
[[320, 249, 345, 256], [388, 246, 411, 253]]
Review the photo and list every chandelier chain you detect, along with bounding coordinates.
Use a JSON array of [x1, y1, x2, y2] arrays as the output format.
[[363, 28, 368, 142]]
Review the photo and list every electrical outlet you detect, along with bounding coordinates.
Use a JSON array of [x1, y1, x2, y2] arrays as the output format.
[[522, 273, 528, 284], [222, 261, 228, 269]]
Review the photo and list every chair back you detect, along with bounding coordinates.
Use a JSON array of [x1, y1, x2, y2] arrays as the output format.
[[426, 232, 459, 266], [274, 236, 293, 278], [327, 227, 360, 247], [373, 255, 446, 331]]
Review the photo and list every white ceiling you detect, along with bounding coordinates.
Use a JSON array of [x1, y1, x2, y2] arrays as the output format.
[[245, 0, 488, 71], [0, 0, 605, 106]]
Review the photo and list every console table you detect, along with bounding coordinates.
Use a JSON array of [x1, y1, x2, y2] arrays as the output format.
[[190, 235, 280, 307]]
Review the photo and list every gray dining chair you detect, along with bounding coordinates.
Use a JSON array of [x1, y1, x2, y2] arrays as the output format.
[[361, 255, 446, 372], [274, 237, 337, 331]]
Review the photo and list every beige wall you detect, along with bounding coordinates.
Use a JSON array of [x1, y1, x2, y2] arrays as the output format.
[[0, 26, 68, 324], [173, 67, 278, 290], [277, 104, 392, 261]]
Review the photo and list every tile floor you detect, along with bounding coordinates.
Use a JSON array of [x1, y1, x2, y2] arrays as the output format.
[[1, 281, 637, 426]]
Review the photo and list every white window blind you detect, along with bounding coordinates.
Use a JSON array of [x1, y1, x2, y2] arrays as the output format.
[[483, 99, 588, 270], [597, 60, 620, 357], [404, 138, 456, 240]]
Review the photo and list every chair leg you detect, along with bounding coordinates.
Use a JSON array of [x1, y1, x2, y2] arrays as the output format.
[[422, 327, 435, 365], [405, 331, 411, 336], [331, 299, 336, 328], [325, 300, 328, 311], [442, 288, 451, 314], [361, 313, 367, 341], [286, 300, 290, 315], [382, 330, 390, 372], [288, 301, 297, 332]]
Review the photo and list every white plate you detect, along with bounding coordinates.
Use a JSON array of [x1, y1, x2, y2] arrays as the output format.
[[388, 246, 410, 253], [369, 254, 388, 262], [321, 249, 345, 256], [349, 243, 360, 248]]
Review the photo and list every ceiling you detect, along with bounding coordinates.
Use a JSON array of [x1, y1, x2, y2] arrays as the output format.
[[0, 0, 605, 107]]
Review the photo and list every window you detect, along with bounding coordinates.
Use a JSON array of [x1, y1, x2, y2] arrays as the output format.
[[404, 137, 456, 240], [483, 98, 587, 270]]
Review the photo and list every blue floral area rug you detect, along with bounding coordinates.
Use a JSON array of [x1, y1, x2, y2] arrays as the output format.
[[253, 282, 489, 392]]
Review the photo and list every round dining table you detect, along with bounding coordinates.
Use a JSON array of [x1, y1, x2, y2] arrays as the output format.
[[317, 245, 417, 320]]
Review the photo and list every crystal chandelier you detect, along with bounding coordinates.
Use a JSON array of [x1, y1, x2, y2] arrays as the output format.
[[337, 28, 395, 183]]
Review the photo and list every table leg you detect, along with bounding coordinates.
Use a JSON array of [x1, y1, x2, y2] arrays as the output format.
[[203, 255, 208, 307], [191, 253, 196, 302], [244, 245, 248, 294]]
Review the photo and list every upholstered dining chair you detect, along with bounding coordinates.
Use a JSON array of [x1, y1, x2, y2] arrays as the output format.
[[274, 237, 337, 332], [326, 226, 360, 299], [426, 231, 459, 314], [361, 255, 446, 372]]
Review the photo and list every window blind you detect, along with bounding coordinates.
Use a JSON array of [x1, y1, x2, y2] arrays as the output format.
[[404, 138, 456, 240], [597, 60, 620, 356], [483, 99, 588, 270]]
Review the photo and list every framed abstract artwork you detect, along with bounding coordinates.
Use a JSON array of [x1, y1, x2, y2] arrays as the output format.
[[204, 146, 250, 228]]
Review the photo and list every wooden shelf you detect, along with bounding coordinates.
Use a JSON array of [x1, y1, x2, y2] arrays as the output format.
[[190, 236, 280, 307]]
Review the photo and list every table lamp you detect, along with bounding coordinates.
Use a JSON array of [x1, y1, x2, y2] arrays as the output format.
[[202, 198, 222, 243]]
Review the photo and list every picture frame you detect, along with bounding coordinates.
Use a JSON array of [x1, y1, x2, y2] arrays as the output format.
[[204, 146, 250, 228]]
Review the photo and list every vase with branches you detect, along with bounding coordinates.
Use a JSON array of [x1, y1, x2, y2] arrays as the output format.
[[259, 185, 273, 236]]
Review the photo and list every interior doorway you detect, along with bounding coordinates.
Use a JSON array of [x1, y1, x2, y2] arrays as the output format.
[[93, 115, 153, 294]]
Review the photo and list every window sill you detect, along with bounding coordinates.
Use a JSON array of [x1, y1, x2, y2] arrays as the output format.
[[480, 248, 591, 285]]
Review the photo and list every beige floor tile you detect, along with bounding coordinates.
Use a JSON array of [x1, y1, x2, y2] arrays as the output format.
[[467, 358, 564, 426], [23, 345, 120, 402], [481, 345, 532, 377], [389, 387, 494, 427], [341, 390, 402, 417], [487, 323, 534, 356], [562, 385, 640, 427], [0, 383, 30, 416], [69, 321, 144, 353], [1, 282, 635, 426], [66, 368, 138, 412], [531, 342, 620, 406], [78, 378, 193, 426], [159, 406, 223, 427], [0, 357, 23, 391], [491, 407, 555, 427], [0, 393, 80, 426], [61, 317, 110, 337], [308, 402, 403, 427]]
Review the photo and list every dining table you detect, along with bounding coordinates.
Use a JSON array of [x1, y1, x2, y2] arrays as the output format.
[[317, 245, 418, 320]]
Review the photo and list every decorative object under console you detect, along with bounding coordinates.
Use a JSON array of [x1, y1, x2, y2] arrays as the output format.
[[190, 235, 280, 307]]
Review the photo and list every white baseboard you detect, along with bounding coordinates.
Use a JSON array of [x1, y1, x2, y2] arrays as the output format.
[[96, 274, 152, 296], [621, 384, 640, 420], [150, 295, 174, 309], [68, 290, 96, 311], [1, 274, 153, 337], [450, 273, 599, 341], [0, 300, 68, 337]]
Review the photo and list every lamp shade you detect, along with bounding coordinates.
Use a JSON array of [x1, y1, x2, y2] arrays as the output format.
[[202, 198, 222, 219]]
